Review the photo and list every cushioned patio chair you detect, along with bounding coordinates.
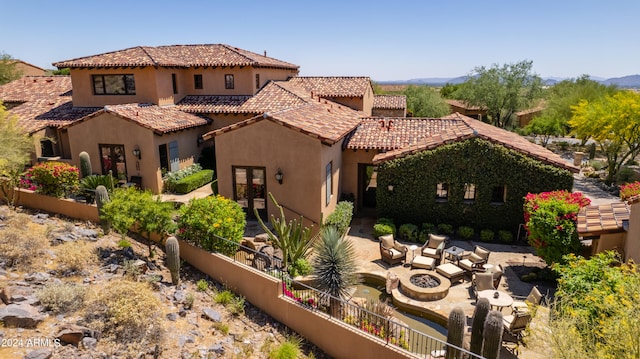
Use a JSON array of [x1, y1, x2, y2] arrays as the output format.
[[492, 264, 504, 289], [472, 272, 496, 301], [420, 234, 447, 263], [379, 234, 408, 266], [459, 245, 491, 272], [511, 286, 543, 313], [503, 311, 533, 342]]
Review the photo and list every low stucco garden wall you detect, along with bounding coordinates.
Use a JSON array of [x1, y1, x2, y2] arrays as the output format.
[[0, 188, 99, 222]]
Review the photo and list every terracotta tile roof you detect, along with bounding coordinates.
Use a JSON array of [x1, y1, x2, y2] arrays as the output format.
[[346, 117, 468, 151], [373, 95, 406, 110], [366, 113, 578, 172], [445, 99, 484, 111], [577, 202, 630, 237], [287, 76, 371, 97], [0, 76, 71, 102], [53, 44, 299, 70], [176, 95, 253, 114], [9, 99, 100, 133], [203, 85, 365, 145], [68, 104, 210, 134]]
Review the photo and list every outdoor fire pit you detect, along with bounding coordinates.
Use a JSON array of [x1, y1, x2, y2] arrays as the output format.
[[397, 269, 450, 301], [409, 273, 441, 288]]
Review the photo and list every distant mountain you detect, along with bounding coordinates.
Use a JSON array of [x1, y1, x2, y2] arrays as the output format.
[[378, 75, 640, 88]]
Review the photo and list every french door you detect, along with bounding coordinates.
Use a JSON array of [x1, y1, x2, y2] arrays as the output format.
[[233, 166, 266, 219], [100, 144, 127, 182]]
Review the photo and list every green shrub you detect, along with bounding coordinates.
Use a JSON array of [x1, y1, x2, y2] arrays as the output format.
[[196, 279, 209, 292], [437, 223, 453, 235], [37, 282, 87, 314], [418, 230, 429, 244], [117, 239, 131, 248], [590, 160, 605, 171], [26, 161, 79, 197], [378, 217, 394, 225], [178, 195, 246, 256], [422, 222, 436, 233], [184, 292, 194, 309], [163, 163, 202, 192], [556, 141, 570, 150], [398, 223, 419, 242], [373, 223, 395, 238], [214, 289, 234, 305], [288, 258, 313, 277], [230, 296, 245, 316], [457, 226, 474, 239], [173, 169, 214, 194], [480, 229, 495, 242], [270, 336, 302, 359], [498, 230, 513, 243], [617, 166, 636, 184], [324, 201, 354, 235]]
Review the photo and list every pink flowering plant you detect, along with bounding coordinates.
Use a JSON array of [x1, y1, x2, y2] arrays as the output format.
[[24, 161, 79, 197], [524, 190, 591, 265], [619, 181, 640, 201]]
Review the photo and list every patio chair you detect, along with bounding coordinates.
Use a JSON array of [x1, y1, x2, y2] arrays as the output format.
[[492, 264, 504, 289], [511, 286, 542, 313], [503, 311, 532, 342], [472, 272, 496, 301], [420, 234, 447, 263], [459, 245, 491, 272], [379, 234, 407, 266]]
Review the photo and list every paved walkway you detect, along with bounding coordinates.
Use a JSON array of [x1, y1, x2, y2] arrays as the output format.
[[158, 183, 213, 204]]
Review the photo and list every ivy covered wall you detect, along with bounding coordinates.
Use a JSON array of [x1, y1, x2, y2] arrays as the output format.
[[376, 138, 574, 233]]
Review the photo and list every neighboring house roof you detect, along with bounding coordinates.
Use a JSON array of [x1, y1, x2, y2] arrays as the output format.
[[0, 76, 71, 102], [287, 76, 371, 98], [373, 95, 406, 110], [9, 99, 100, 133], [176, 95, 253, 114], [203, 84, 365, 145], [445, 99, 484, 111], [67, 104, 210, 135], [356, 113, 577, 172], [52, 44, 299, 70], [577, 202, 630, 237]]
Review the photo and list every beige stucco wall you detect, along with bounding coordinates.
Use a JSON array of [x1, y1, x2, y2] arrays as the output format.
[[341, 149, 377, 211], [594, 232, 626, 257], [626, 202, 640, 263], [320, 139, 345, 221], [69, 68, 160, 107], [215, 119, 325, 224], [205, 113, 257, 131], [0, 188, 99, 222], [66, 112, 204, 193]]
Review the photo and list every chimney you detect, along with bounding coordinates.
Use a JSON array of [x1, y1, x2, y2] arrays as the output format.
[[387, 120, 394, 131], [264, 50, 267, 57]]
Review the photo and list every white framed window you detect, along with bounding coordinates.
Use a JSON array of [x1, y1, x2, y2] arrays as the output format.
[[464, 183, 476, 201], [436, 183, 448, 201]]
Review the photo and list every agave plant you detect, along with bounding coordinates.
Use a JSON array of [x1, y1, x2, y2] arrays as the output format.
[[79, 174, 114, 203], [312, 225, 359, 317]]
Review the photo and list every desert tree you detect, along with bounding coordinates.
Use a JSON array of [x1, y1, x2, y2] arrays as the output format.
[[0, 53, 22, 85], [455, 60, 543, 128], [404, 85, 451, 118], [0, 103, 33, 208]]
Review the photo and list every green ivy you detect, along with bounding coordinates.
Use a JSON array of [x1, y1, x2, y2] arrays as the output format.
[[376, 138, 573, 235]]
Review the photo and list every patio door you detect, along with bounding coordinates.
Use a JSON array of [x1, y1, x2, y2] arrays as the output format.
[[233, 166, 266, 219], [358, 164, 377, 210], [100, 144, 127, 182]]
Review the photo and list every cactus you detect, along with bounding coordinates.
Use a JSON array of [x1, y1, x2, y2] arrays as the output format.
[[482, 310, 504, 359], [165, 236, 180, 285], [445, 307, 466, 359], [589, 142, 596, 160], [470, 298, 491, 354], [79, 151, 92, 178], [95, 185, 110, 234]]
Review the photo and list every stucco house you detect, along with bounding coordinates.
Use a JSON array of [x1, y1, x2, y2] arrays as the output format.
[[0, 43, 574, 231]]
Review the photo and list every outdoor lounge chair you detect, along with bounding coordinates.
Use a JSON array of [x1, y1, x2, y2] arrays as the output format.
[[459, 245, 491, 272], [492, 264, 504, 289], [379, 234, 407, 266], [472, 272, 496, 301], [503, 311, 533, 342], [511, 286, 543, 313], [420, 234, 447, 263]]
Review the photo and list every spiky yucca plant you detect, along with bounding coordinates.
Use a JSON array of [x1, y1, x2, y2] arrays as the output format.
[[312, 225, 359, 318]]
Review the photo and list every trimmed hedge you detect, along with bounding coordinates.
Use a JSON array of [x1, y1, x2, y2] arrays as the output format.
[[376, 138, 573, 233], [174, 170, 214, 194], [324, 201, 354, 235]]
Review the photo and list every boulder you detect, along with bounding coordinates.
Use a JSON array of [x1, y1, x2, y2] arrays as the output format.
[[23, 349, 53, 359], [55, 324, 99, 346], [1, 285, 35, 304], [0, 303, 45, 328], [202, 308, 221, 322]]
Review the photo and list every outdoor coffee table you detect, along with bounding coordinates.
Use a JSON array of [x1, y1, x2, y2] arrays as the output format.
[[444, 246, 465, 264], [477, 289, 514, 311]]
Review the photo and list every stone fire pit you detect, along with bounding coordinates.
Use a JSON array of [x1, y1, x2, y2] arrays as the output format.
[[397, 269, 450, 301]]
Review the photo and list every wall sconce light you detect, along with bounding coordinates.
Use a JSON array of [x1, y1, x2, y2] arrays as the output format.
[[275, 168, 284, 184], [387, 184, 394, 192], [132, 145, 141, 160]]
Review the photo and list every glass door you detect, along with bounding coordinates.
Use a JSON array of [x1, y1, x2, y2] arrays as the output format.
[[233, 166, 267, 219], [100, 144, 127, 183]]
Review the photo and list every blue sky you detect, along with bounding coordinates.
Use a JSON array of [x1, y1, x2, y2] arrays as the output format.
[[2, 1, 638, 81]]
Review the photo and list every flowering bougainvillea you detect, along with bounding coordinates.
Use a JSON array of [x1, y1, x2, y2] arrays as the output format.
[[619, 181, 640, 201], [523, 190, 591, 265], [24, 161, 80, 197]]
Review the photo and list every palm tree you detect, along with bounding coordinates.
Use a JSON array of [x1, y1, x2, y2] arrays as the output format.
[[312, 225, 359, 318]]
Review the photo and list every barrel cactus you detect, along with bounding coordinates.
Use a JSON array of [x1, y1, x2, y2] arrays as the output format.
[[446, 306, 466, 359], [470, 298, 491, 354], [95, 185, 110, 233], [165, 236, 180, 285], [79, 151, 92, 178], [482, 310, 504, 359]]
